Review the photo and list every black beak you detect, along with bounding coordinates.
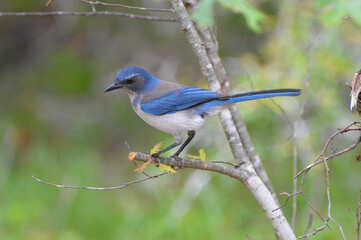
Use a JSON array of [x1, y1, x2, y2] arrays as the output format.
[[104, 81, 123, 93]]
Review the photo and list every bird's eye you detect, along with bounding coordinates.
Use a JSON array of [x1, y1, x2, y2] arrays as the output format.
[[125, 78, 134, 84]]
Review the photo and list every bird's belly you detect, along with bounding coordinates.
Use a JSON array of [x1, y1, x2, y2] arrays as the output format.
[[136, 109, 205, 134]]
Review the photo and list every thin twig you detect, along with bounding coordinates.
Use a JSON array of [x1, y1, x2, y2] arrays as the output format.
[[30, 172, 167, 190], [295, 123, 361, 178], [305, 213, 314, 235], [79, 0, 174, 12], [322, 143, 346, 240], [0, 11, 177, 22], [300, 219, 330, 240], [279, 170, 330, 233], [291, 122, 361, 239]]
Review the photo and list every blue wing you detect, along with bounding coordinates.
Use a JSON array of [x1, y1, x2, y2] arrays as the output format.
[[140, 86, 223, 115]]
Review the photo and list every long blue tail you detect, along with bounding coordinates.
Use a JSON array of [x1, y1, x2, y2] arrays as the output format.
[[227, 88, 301, 103], [196, 88, 301, 117]]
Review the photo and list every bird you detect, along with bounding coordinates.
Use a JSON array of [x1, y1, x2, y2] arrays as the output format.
[[105, 66, 301, 165]]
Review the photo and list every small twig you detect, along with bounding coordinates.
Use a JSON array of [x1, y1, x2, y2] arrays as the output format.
[[0, 11, 178, 22], [305, 213, 314, 235], [79, 0, 174, 12], [30, 172, 167, 190], [292, 122, 361, 239], [322, 143, 346, 240], [124, 142, 131, 153], [295, 137, 361, 178], [274, 191, 301, 211], [279, 171, 329, 233], [295, 122, 361, 178], [131, 161, 152, 177], [299, 219, 330, 240]]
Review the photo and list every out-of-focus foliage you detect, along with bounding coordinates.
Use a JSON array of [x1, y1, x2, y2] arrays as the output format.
[[1, 0, 361, 239], [191, 0, 266, 32], [319, 0, 361, 27]]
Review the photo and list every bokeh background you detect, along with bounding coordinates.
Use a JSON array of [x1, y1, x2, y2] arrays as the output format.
[[1, 0, 361, 239]]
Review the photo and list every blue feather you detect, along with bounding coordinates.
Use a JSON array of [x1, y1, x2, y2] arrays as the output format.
[[141, 86, 221, 115]]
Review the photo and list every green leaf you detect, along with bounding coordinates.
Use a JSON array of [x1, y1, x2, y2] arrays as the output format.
[[198, 149, 207, 161], [158, 164, 176, 174], [187, 149, 208, 167], [150, 142, 163, 155]]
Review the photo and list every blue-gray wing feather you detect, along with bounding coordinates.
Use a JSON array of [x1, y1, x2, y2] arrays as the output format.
[[140, 86, 223, 115]]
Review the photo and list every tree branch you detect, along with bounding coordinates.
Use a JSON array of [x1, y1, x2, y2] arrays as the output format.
[[195, 24, 279, 204], [129, 152, 248, 179], [169, 1, 249, 165], [169, 0, 296, 239]]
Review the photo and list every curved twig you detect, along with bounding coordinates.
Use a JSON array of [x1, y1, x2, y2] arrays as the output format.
[[30, 172, 168, 190]]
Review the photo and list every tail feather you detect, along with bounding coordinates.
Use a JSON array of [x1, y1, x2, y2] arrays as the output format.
[[227, 89, 301, 103], [196, 88, 301, 117]]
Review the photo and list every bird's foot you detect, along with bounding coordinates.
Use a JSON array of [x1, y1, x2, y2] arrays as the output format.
[[171, 154, 183, 169], [150, 153, 161, 165]]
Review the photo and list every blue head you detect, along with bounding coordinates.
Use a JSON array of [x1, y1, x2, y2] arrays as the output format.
[[104, 67, 160, 94]]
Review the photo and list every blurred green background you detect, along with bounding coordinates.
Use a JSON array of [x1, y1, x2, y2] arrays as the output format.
[[1, 0, 361, 239]]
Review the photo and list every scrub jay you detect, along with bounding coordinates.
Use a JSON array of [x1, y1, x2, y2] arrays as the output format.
[[105, 66, 301, 163]]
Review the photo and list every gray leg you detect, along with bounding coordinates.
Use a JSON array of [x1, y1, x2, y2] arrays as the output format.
[[171, 131, 196, 168], [172, 131, 196, 157], [151, 133, 183, 158]]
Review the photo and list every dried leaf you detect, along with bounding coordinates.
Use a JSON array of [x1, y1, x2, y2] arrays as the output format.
[[350, 70, 361, 111], [356, 154, 361, 162], [135, 159, 151, 173]]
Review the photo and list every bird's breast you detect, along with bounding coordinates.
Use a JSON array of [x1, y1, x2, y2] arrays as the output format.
[[132, 100, 205, 134]]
